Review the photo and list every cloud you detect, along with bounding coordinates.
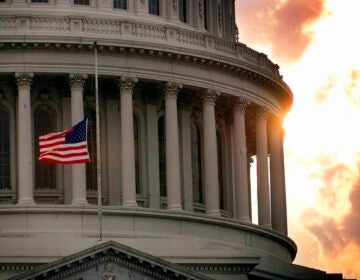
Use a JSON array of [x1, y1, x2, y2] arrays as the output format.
[[313, 76, 336, 103], [345, 70, 360, 107], [298, 160, 360, 277], [235, 0, 327, 63]]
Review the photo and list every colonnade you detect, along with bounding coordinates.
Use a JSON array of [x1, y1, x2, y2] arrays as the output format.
[[13, 72, 287, 234]]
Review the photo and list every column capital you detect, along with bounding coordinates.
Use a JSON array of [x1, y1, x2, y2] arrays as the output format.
[[117, 77, 138, 94], [68, 74, 87, 90], [15, 73, 34, 89], [202, 89, 220, 105], [269, 114, 284, 129], [233, 97, 250, 113], [162, 82, 182, 99], [256, 107, 271, 121]]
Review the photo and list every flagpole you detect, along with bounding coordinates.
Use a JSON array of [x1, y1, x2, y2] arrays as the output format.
[[94, 41, 103, 241]]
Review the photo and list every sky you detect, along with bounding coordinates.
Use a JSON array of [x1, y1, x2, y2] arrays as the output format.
[[235, 0, 360, 278]]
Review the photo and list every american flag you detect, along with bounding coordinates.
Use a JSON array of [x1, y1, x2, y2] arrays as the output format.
[[38, 119, 90, 164]]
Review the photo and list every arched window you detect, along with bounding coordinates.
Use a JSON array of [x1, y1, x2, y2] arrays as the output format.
[[217, 131, 225, 210], [86, 112, 97, 191], [149, 0, 160, 15], [0, 107, 10, 190], [191, 122, 202, 203], [34, 104, 57, 189], [179, 0, 187, 23], [158, 116, 166, 197], [133, 114, 141, 194]]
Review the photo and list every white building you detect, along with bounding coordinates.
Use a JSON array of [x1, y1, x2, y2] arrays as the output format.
[[0, 0, 342, 279]]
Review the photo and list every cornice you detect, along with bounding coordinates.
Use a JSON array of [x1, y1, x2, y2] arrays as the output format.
[[0, 15, 292, 105]]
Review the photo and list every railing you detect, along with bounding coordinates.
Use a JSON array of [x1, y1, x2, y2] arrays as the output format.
[[0, 15, 282, 80]]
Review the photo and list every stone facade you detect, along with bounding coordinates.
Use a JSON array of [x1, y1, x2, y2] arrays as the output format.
[[0, 0, 342, 279]]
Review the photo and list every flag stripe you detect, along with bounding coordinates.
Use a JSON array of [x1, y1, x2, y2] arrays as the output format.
[[38, 119, 90, 164]]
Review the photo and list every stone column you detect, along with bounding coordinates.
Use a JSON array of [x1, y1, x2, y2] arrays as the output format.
[[163, 82, 183, 211], [269, 116, 286, 233], [15, 73, 35, 205], [256, 108, 271, 227], [69, 74, 88, 205], [280, 128, 288, 235], [144, 91, 161, 209], [202, 89, 221, 216], [118, 77, 138, 208], [233, 97, 251, 222], [179, 95, 193, 212]]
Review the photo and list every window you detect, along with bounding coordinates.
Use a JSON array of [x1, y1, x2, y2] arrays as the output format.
[[217, 131, 224, 210], [34, 105, 57, 189], [149, 0, 160, 15], [31, 0, 49, 3], [113, 0, 127, 9], [134, 114, 140, 194], [179, 0, 187, 23], [86, 113, 97, 191], [158, 116, 166, 197], [0, 108, 10, 190], [191, 123, 202, 203], [74, 0, 89, 5]]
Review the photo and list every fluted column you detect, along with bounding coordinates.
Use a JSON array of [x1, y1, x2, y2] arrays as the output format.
[[269, 116, 286, 233], [118, 77, 138, 208], [69, 74, 88, 205], [202, 89, 221, 216], [233, 97, 251, 222], [15, 73, 35, 205], [163, 82, 183, 211], [256, 108, 271, 227]]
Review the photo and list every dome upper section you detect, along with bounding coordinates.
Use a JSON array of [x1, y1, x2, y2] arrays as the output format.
[[0, 0, 238, 41]]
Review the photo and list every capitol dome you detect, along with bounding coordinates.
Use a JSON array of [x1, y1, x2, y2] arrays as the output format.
[[0, 1, 342, 279]]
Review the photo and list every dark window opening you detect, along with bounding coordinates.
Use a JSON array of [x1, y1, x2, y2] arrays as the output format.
[[149, 0, 160, 15]]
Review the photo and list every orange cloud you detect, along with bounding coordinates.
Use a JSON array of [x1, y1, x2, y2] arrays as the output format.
[[299, 161, 360, 277], [345, 69, 360, 107], [235, 0, 327, 63], [313, 76, 336, 103]]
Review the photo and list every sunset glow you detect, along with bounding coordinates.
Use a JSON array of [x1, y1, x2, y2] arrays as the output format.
[[236, 0, 360, 278]]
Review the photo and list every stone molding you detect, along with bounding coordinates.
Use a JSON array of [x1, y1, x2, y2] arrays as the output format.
[[68, 73, 87, 90], [14, 73, 34, 89]]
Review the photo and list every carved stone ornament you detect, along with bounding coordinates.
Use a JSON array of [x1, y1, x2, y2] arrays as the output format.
[[101, 263, 116, 280], [202, 89, 220, 105], [233, 97, 250, 113], [256, 107, 270, 121], [162, 82, 182, 99], [117, 77, 138, 94], [172, 0, 177, 10], [68, 73, 87, 90], [15, 73, 34, 89]]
